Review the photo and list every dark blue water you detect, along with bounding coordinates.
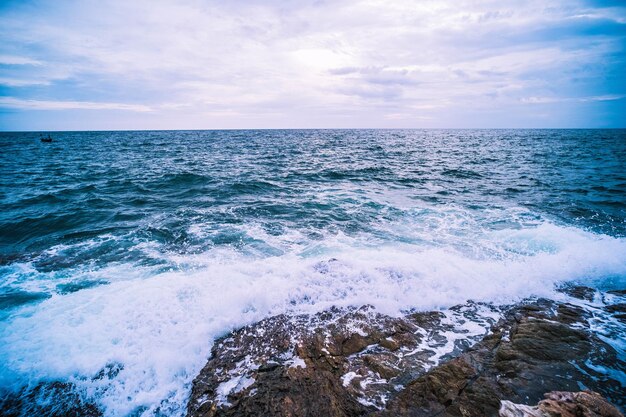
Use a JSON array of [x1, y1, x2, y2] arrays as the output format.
[[1, 129, 625, 416]]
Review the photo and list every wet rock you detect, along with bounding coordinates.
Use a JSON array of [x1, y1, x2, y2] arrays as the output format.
[[540, 391, 623, 417], [92, 362, 124, 381], [606, 303, 626, 314], [362, 354, 400, 380], [378, 337, 400, 351], [0, 381, 102, 417], [500, 390, 624, 417], [186, 308, 376, 417], [500, 400, 544, 417], [604, 290, 626, 322], [376, 299, 624, 417], [560, 285, 596, 302], [607, 303, 626, 322], [187, 297, 625, 417], [187, 302, 501, 417]]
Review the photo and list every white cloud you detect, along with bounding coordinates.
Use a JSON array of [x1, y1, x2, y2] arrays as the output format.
[[521, 94, 626, 104], [0, 97, 152, 112], [0, 78, 50, 87], [0, 54, 43, 66]]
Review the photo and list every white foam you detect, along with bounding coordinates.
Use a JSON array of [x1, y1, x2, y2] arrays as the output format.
[[281, 353, 306, 369], [0, 221, 625, 416], [215, 375, 255, 407], [341, 371, 358, 387]]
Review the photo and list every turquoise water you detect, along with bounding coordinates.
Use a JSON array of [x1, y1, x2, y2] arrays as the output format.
[[1, 129, 625, 415]]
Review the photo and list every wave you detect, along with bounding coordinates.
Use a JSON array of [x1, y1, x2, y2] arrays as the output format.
[[0, 221, 624, 416]]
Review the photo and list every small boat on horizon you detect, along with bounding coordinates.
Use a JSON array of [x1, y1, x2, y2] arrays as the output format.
[[40, 134, 53, 143]]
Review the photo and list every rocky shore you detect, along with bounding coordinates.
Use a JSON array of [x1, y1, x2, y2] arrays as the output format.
[[1, 287, 624, 417], [187, 286, 625, 417]]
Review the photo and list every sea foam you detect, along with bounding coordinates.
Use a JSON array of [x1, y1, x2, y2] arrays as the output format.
[[0, 221, 625, 416]]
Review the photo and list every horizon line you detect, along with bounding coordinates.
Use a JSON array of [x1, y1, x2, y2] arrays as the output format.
[[2, 127, 626, 133]]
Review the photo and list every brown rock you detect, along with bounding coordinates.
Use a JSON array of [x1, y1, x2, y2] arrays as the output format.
[[187, 297, 625, 417], [374, 298, 624, 417], [342, 333, 373, 356], [378, 337, 400, 351], [362, 354, 400, 380], [499, 390, 624, 417]]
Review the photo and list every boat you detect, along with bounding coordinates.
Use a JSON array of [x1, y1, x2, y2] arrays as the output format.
[[40, 134, 53, 143]]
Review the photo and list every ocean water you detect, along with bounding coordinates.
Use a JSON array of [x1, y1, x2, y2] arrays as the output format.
[[0, 129, 625, 416]]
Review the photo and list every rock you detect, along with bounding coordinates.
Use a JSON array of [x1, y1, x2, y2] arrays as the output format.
[[374, 298, 624, 417], [362, 354, 400, 380], [606, 303, 626, 314], [540, 391, 623, 417], [187, 302, 502, 417], [187, 297, 625, 417], [607, 305, 626, 322], [0, 362, 133, 417], [186, 306, 420, 417], [500, 400, 545, 417], [378, 337, 400, 351], [499, 390, 624, 417], [604, 292, 626, 322], [0, 381, 102, 417], [560, 285, 596, 302]]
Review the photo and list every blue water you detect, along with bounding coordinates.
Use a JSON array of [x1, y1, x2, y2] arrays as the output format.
[[1, 129, 625, 416]]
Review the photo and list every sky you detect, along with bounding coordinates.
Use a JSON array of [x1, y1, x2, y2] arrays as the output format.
[[0, 0, 625, 130]]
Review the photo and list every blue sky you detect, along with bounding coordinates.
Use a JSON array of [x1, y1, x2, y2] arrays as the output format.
[[0, 0, 625, 130]]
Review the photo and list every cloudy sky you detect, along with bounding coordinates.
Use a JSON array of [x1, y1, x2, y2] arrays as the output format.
[[0, 0, 624, 130]]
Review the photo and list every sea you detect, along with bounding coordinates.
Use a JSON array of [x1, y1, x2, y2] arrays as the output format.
[[0, 129, 625, 416]]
